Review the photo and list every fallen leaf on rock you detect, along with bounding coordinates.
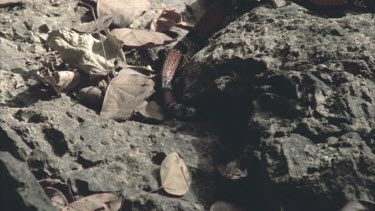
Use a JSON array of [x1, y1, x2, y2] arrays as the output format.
[[37, 70, 81, 94], [120, 64, 155, 76], [110, 28, 173, 49], [74, 15, 113, 33], [176, 21, 194, 30], [210, 201, 245, 211], [217, 160, 247, 180], [39, 178, 74, 203], [139, 101, 165, 121], [150, 10, 182, 32], [75, 86, 104, 108], [0, 0, 23, 7], [44, 187, 68, 210], [160, 152, 190, 196], [340, 201, 374, 211], [97, 0, 150, 27], [62, 193, 122, 211], [47, 28, 123, 79], [100, 69, 154, 121], [270, 0, 287, 8]]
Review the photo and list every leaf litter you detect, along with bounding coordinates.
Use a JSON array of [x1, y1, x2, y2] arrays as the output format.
[[160, 152, 190, 196], [110, 28, 173, 49], [97, 0, 150, 27], [23, 0, 251, 209], [150, 9, 182, 32], [100, 68, 155, 121]]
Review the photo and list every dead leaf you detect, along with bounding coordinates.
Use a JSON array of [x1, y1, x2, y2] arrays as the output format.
[[160, 152, 190, 196], [47, 28, 123, 79], [139, 101, 165, 121], [210, 201, 245, 211], [44, 187, 68, 210], [110, 28, 173, 49], [75, 86, 104, 108], [62, 193, 122, 211], [37, 70, 81, 94], [97, 0, 150, 27], [74, 15, 113, 33], [340, 201, 373, 211], [150, 10, 182, 32], [0, 0, 23, 7], [100, 69, 154, 121], [217, 160, 247, 180], [120, 65, 155, 76], [176, 21, 194, 30]]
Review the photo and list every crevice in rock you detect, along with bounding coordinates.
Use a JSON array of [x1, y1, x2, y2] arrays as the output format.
[[42, 127, 69, 157]]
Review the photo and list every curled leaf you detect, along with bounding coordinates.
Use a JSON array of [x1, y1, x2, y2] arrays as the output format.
[[150, 10, 182, 32], [97, 0, 150, 27], [160, 152, 190, 196], [47, 28, 123, 79], [44, 187, 68, 210], [37, 70, 81, 94], [110, 28, 173, 49]]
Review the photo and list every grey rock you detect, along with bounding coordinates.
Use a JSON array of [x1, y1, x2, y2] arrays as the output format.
[[177, 3, 375, 211], [0, 0, 220, 210], [0, 151, 55, 211]]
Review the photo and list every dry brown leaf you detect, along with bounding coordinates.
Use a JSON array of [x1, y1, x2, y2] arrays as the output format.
[[37, 70, 81, 94], [100, 70, 154, 121], [74, 86, 104, 108], [340, 201, 371, 211], [44, 187, 69, 210], [176, 21, 194, 30], [110, 28, 173, 49], [62, 193, 122, 211], [160, 152, 190, 196], [0, 0, 23, 7], [139, 101, 165, 121], [210, 201, 245, 211], [97, 0, 150, 27], [150, 10, 182, 32], [74, 15, 113, 33], [119, 65, 155, 76], [47, 28, 123, 79]]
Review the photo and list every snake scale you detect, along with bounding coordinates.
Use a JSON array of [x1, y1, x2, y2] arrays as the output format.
[[160, 0, 375, 119]]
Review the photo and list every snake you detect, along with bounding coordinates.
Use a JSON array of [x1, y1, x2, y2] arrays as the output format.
[[160, 0, 374, 120]]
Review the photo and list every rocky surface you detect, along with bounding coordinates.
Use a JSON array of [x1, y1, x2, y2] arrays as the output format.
[[177, 3, 375, 211], [0, 1, 222, 211], [1, 0, 375, 211], [0, 151, 55, 211]]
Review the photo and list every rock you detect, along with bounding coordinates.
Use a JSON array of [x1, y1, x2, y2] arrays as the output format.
[[177, 3, 375, 211], [0, 0, 220, 210], [0, 151, 55, 211]]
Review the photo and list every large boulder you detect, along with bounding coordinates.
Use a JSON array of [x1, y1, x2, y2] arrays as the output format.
[[177, 3, 375, 210]]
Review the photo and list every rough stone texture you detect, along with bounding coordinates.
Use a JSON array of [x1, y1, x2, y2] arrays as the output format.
[[177, 3, 375, 211], [0, 1, 222, 211], [0, 151, 56, 211]]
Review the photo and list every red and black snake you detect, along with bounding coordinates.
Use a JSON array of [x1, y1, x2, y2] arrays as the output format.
[[160, 0, 375, 119]]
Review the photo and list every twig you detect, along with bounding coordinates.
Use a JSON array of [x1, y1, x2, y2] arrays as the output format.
[[78, 1, 110, 76]]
